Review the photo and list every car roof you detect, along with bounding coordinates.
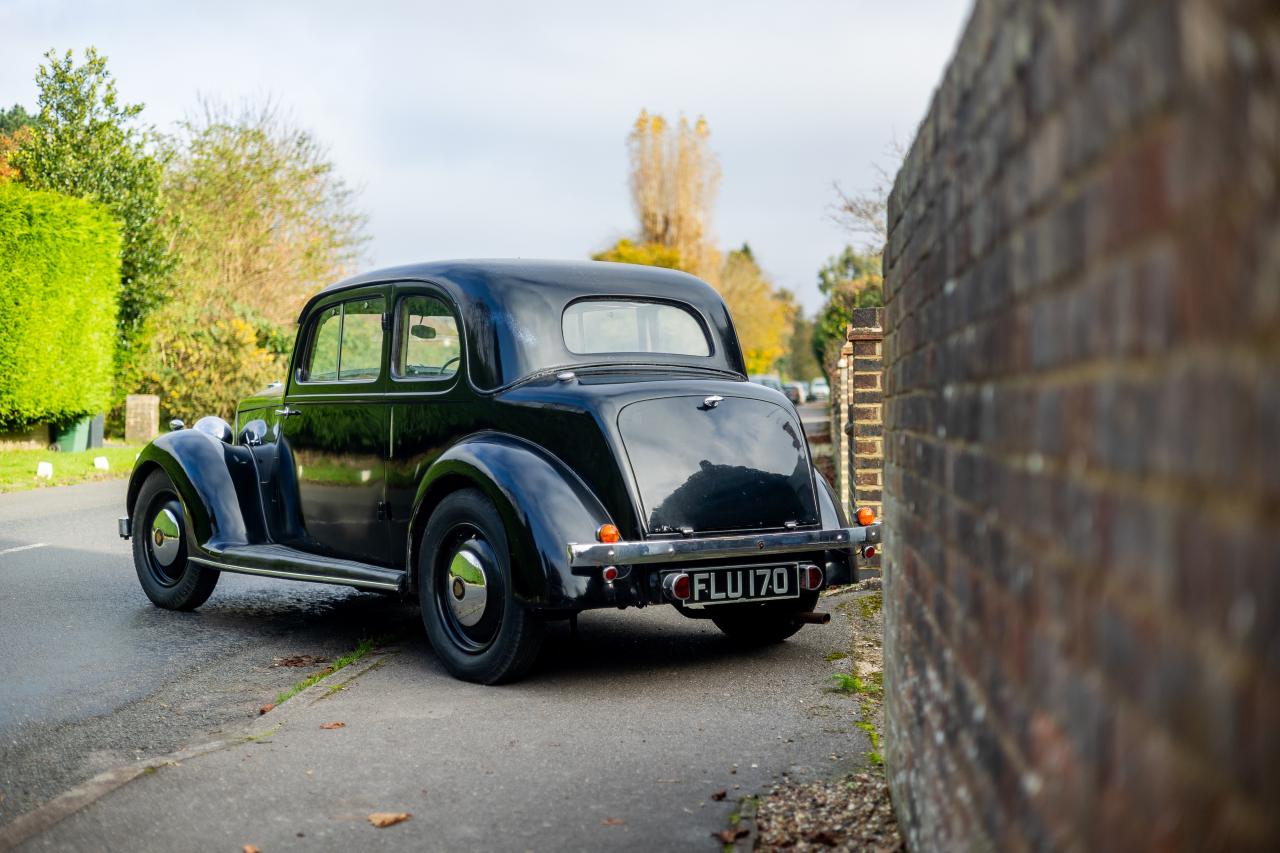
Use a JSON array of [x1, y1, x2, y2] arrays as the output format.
[[300, 259, 746, 389], [300, 259, 722, 322]]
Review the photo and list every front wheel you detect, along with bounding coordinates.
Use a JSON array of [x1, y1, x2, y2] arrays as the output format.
[[132, 469, 220, 610], [418, 489, 545, 684], [710, 591, 820, 645]]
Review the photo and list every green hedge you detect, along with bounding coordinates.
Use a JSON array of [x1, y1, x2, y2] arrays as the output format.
[[0, 184, 120, 430]]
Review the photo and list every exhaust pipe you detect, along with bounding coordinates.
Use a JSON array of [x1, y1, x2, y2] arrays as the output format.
[[796, 611, 831, 625]]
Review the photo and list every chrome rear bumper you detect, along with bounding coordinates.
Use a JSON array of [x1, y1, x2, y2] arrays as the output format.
[[567, 523, 881, 567]]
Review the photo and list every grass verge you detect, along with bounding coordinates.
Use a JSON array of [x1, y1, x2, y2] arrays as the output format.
[[272, 635, 395, 707], [0, 445, 139, 493]]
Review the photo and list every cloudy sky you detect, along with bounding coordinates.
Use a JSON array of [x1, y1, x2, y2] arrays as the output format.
[[1, 0, 971, 312]]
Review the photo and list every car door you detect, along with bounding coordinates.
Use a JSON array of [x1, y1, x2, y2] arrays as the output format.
[[281, 288, 392, 565], [384, 285, 469, 566]]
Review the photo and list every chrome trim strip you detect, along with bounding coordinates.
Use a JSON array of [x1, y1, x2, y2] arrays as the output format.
[[189, 556, 402, 591], [567, 523, 881, 567]]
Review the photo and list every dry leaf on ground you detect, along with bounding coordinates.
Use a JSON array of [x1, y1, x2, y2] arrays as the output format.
[[257, 703, 274, 715], [713, 828, 750, 842], [319, 722, 346, 730], [242, 845, 260, 853], [711, 789, 728, 801], [602, 817, 626, 826], [368, 812, 411, 828]]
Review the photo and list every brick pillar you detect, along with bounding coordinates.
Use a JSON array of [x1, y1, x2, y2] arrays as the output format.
[[831, 340, 854, 514], [846, 308, 884, 515]]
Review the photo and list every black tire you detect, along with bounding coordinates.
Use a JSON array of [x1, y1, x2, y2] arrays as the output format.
[[710, 590, 820, 646], [132, 469, 220, 610], [418, 489, 545, 684]]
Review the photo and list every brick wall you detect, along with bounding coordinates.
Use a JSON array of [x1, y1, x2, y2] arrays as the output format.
[[881, 0, 1279, 849]]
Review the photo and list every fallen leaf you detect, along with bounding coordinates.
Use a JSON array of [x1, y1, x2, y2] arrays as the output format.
[[602, 818, 626, 826], [712, 828, 749, 843], [242, 845, 260, 853], [368, 812, 411, 828], [258, 703, 274, 715], [711, 790, 728, 801], [319, 722, 346, 730]]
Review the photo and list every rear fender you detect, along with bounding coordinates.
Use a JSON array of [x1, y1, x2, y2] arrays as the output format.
[[407, 433, 613, 608], [126, 430, 266, 551], [814, 467, 855, 585]]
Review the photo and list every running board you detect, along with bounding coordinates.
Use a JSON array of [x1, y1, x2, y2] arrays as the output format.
[[190, 543, 406, 592]]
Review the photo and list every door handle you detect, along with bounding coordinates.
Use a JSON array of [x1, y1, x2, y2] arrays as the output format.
[[275, 406, 301, 418]]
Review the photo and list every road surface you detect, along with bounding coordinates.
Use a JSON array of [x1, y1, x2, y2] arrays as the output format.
[[1, 435, 871, 851]]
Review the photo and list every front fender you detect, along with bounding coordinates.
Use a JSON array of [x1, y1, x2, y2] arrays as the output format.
[[126, 430, 265, 551], [407, 432, 613, 608]]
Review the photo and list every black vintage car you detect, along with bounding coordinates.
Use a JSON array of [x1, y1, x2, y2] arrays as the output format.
[[119, 260, 881, 683]]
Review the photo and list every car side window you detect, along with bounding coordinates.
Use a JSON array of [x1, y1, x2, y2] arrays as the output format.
[[300, 296, 385, 383], [396, 294, 460, 380], [338, 297, 384, 380], [306, 306, 341, 381]]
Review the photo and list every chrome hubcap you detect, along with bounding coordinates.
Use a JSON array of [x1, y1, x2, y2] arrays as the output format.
[[445, 545, 489, 628], [150, 506, 181, 567]]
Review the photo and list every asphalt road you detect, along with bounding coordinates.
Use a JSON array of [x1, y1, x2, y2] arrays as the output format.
[[0, 480, 419, 826], [1, 415, 869, 850]]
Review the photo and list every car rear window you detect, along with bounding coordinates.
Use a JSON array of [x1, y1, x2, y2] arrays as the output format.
[[562, 299, 710, 357]]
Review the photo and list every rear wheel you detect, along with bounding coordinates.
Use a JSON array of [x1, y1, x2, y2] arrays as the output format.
[[418, 489, 544, 684], [710, 591, 820, 645], [132, 469, 220, 610]]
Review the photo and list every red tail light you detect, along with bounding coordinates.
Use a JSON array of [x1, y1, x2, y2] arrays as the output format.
[[861, 546, 877, 559], [799, 563, 824, 591], [602, 566, 619, 582], [663, 572, 691, 601]]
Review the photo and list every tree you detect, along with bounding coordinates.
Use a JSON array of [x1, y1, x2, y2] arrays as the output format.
[[161, 100, 367, 326], [627, 110, 720, 279], [829, 140, 903, 257], [812, 248, 883, 370], [592, 238, 683, 270], [135, 100, 368, 423], [785, 311, 822, 382], [720, 245, 789, 375], [0, 104, 34, 134], [11, 48, 174, 376]]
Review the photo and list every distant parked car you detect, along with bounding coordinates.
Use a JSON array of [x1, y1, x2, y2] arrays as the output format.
[[748, 373, 784, 393], [120, 260, 881, 684], [809, 378, 830, 401], [781, 383, 803, 405]]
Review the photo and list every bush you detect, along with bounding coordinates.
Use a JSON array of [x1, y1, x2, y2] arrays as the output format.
[[0, 184, 120, 430], [134, 301, 287, 424]]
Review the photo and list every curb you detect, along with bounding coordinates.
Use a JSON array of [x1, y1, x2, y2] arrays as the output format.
[[0, 650, 395, 852]]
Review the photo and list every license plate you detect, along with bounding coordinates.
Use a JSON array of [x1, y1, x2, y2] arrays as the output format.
[[677, 564, 800, 606]]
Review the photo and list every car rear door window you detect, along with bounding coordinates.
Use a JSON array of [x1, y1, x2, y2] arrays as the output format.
[[396, 295, 461, 380]]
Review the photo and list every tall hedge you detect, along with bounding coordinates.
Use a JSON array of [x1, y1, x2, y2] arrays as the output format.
[[0, 183, 120, 430]]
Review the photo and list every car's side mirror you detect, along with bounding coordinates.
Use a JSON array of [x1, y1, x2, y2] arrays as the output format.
[[411, 324, 437, 340]]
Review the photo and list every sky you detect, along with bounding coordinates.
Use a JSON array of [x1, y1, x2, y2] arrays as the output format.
[[1, 0, 971, 313]]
